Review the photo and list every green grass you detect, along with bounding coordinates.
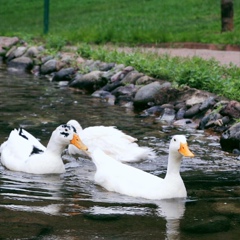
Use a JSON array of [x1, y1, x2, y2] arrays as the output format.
[[0, 0, 240, 45]]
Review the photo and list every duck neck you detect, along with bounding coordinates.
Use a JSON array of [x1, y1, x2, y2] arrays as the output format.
[[45, 136, 66, 157], [166, 152, 182, 177]]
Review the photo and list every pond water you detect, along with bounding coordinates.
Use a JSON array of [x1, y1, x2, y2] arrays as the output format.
[[0, 67, 239, 240]]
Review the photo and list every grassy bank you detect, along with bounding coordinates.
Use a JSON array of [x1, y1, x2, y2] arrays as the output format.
[[0, 0, 240, 45], [75, 44, 240, 101]]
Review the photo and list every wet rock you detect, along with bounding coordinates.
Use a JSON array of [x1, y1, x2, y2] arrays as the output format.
[[220, 100, 240, 119], [115, 95, 134, 107], [220, 122, 240, 152], [182, 216, 230, 234], [52, 67, 76, 82], [40, 59, 58, 74], [156, 107, 175, 123], [121, 71, 144, 84], [154, 86, 177, 106], [140, 106, 164, 117], [204, 114, 226, 128], [69, 70, 107, 93], [7, 56, 33, 73], [111, 84, 137, 98], [102, 80, 124, 92], [176, 107, 186, 120], [134, 81, 171, 109], [92, 90, 116, 105], [184, 103, 201, 118], [199, 96, 216, 111], [173, 119, 198, 129], [174, 102, 186, 111]]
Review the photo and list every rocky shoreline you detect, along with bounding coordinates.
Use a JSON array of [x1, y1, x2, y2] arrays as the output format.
[[0, 36, 240, 156]]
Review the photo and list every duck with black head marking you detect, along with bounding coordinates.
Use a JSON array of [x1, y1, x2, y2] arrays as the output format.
[[0, 123, 88, 174]]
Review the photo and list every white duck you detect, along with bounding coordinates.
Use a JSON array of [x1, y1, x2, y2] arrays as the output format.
[[0, 124, 88, 174], [91, 135, 194, 200], [67, 119, 155, 162]]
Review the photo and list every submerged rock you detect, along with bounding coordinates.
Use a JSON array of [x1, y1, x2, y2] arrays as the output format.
[[182, 216, 230, 234]]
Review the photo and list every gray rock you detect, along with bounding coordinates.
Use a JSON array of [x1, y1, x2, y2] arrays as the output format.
[[7, 56, 33, 73], [40, 59, 57, 74], [99, 62, 115, 71], [184, 103, 201, 118], [134, 81, 171, 108], [141, 106, 164, 117], [0, 36, 19, 49], [102, 80, 124, 92], [220, 122, 240, 152], [52, 68, 76, 82], [14, 46, 27, 58], [110, 71, 125, 82], [173, 119, 198, 129], [111, 84, 137, 97], [135, 75, 155, 85], [121, 71, 144, 84], [176, 107, 186, 120], [41, 56, 54, 64], [220, 100, 240, 119], [6, 46, 17, 61], [156, 107, 176, 123], [24, 46, 40, 58], [199, 96, 216, 111], [69, 70, 107, 93], [92, 90, 116, 105]]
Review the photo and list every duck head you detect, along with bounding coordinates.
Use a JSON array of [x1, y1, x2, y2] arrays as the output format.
[[170, 135, 194, 157], [67, 119, 83, 133], [54, 124, 88, 151]]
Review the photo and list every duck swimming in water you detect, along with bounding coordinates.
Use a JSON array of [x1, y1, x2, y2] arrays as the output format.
[[0, 124, 88, 174], [67, 119, 155, 162], [91, 135, 194, 200]]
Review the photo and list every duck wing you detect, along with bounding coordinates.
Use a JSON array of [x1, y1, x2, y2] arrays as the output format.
[[0, 128, 46, 169]]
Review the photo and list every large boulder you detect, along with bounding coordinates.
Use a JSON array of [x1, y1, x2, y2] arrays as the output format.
[[40, 59, 58, 74], [0, 36, 19, 55], [69, 70, 107, 93], [52, 68, 76, 82], [7, 56, 33, 73], [220, 100, 240, 119], [220, 122, 240, 152], [133, 81, 171, 109]]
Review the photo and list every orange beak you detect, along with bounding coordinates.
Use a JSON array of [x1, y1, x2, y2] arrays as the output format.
[[179, 142, 194, 157], [70, 133, 88, 151]]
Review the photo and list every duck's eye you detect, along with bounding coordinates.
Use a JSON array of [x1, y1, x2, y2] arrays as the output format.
[[65, 128, 69, 132], [174, 138, 176, 141]]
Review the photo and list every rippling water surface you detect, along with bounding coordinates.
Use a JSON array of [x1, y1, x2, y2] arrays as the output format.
[[0, 67, 239, 239]]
